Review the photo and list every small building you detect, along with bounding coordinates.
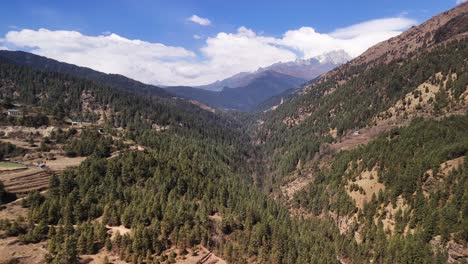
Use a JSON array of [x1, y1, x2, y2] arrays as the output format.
[[71, 121, 82, 126], [7, 109, 22, 116], [353, 129, 360, 136], [38, 162, 46, 168]]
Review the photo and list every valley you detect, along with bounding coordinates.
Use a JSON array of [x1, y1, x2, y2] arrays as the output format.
[[0, 2, 467, 264]]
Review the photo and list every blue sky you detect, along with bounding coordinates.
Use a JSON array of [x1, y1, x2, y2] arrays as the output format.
[[0, 0, 458, 49], [0, 0, 464, 85]]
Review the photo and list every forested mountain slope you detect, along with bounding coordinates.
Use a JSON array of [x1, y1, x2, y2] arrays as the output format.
[[257, 3, 468, 185], [251, 3, 468, 263], [0, 46, 363, 263], [0, 50, 172, 98], [0, 58, 246, 146]]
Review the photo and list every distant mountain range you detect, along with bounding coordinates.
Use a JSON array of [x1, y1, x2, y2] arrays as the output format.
[[168, 50, 350, 111], [169, 70, 306, 111], [195, 50, 351, 91]]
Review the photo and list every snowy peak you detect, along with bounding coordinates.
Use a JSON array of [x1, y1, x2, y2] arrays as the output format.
[[195, 50, 351, 91], [259, 50, 351, 80], [315, 50, 352, 65]]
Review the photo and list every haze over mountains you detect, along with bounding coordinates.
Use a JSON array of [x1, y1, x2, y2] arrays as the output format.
[[169, 70, 306, 111], [168, 50, 350, 111]]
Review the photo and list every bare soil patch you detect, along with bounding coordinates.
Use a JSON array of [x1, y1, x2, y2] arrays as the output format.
[[106, 225, 132, 240], [331, 120, 402, 151], [41, 156, 86, 171], [346, 166, 385, 210], [423, 156, 465, 196], [169, 246, 226, 264], [280, 172, 315, 200], [0, 236, 47, 264], [0, 199, 28, 221]]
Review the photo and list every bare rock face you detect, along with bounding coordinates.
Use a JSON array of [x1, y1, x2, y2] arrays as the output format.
[[447, 240, 468, 263], [430, 236, 468, 263]]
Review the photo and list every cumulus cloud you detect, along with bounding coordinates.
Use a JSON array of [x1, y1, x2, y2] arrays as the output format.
[[188, 15, 211, 26], [194, 27, 296, 83], [277, 17, 416, 58], [331, 18, 415, 39], [2, 16, 416, 86], [456, 0, 467, 4], [193, 34, 202, 40], [4, 28, 195, 85]]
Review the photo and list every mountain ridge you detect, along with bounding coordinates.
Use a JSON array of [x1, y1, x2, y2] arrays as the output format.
[[168, 70, 306, 111], [0, 50, 173, 98], [195, 50, 350, 91]]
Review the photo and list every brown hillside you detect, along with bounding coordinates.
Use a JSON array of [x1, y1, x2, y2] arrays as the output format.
[[316, 2, 468, 87]]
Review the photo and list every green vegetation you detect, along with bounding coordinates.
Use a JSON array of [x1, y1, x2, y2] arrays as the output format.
[[258, 39, 468, 184], [0, 113, 50, 128], [0, 161, 26, 168], [63, 129, 114, 158], [0, 141, 25, 161], [0, 25, 466, 263], [294, 115, 468, 263], [0, 58, 250, 151], [19, 135, 365, 263]]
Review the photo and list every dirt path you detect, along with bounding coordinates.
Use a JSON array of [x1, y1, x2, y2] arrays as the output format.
[[43, 156, 86, 171], [176, 247, 226, 264], [331, 108, 467, 152], [330, 120, 402, 151]]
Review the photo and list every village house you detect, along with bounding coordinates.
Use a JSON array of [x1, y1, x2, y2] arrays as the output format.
[[6, 109, 22, 116]]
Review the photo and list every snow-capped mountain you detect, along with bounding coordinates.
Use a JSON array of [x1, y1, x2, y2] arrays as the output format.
[[195, 50, 352, 91]]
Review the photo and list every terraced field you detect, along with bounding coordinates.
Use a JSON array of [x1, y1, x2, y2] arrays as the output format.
[[0, 167, 51, 196], [0, 156, 85, 197]]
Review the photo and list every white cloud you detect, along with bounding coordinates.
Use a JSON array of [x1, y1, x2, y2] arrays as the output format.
[[193, 34, 202, 40], [330, 18, 415, 39], [188, 15, 211, 26], [277, 17, 416, 58], [456, 0, 467, 4], [2, 16, 416, 86], [0, 46, 8, 50], [4, 28, 195, 85]]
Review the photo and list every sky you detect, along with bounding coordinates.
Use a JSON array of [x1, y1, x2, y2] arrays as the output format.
[[0, 0, 464, 86]]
